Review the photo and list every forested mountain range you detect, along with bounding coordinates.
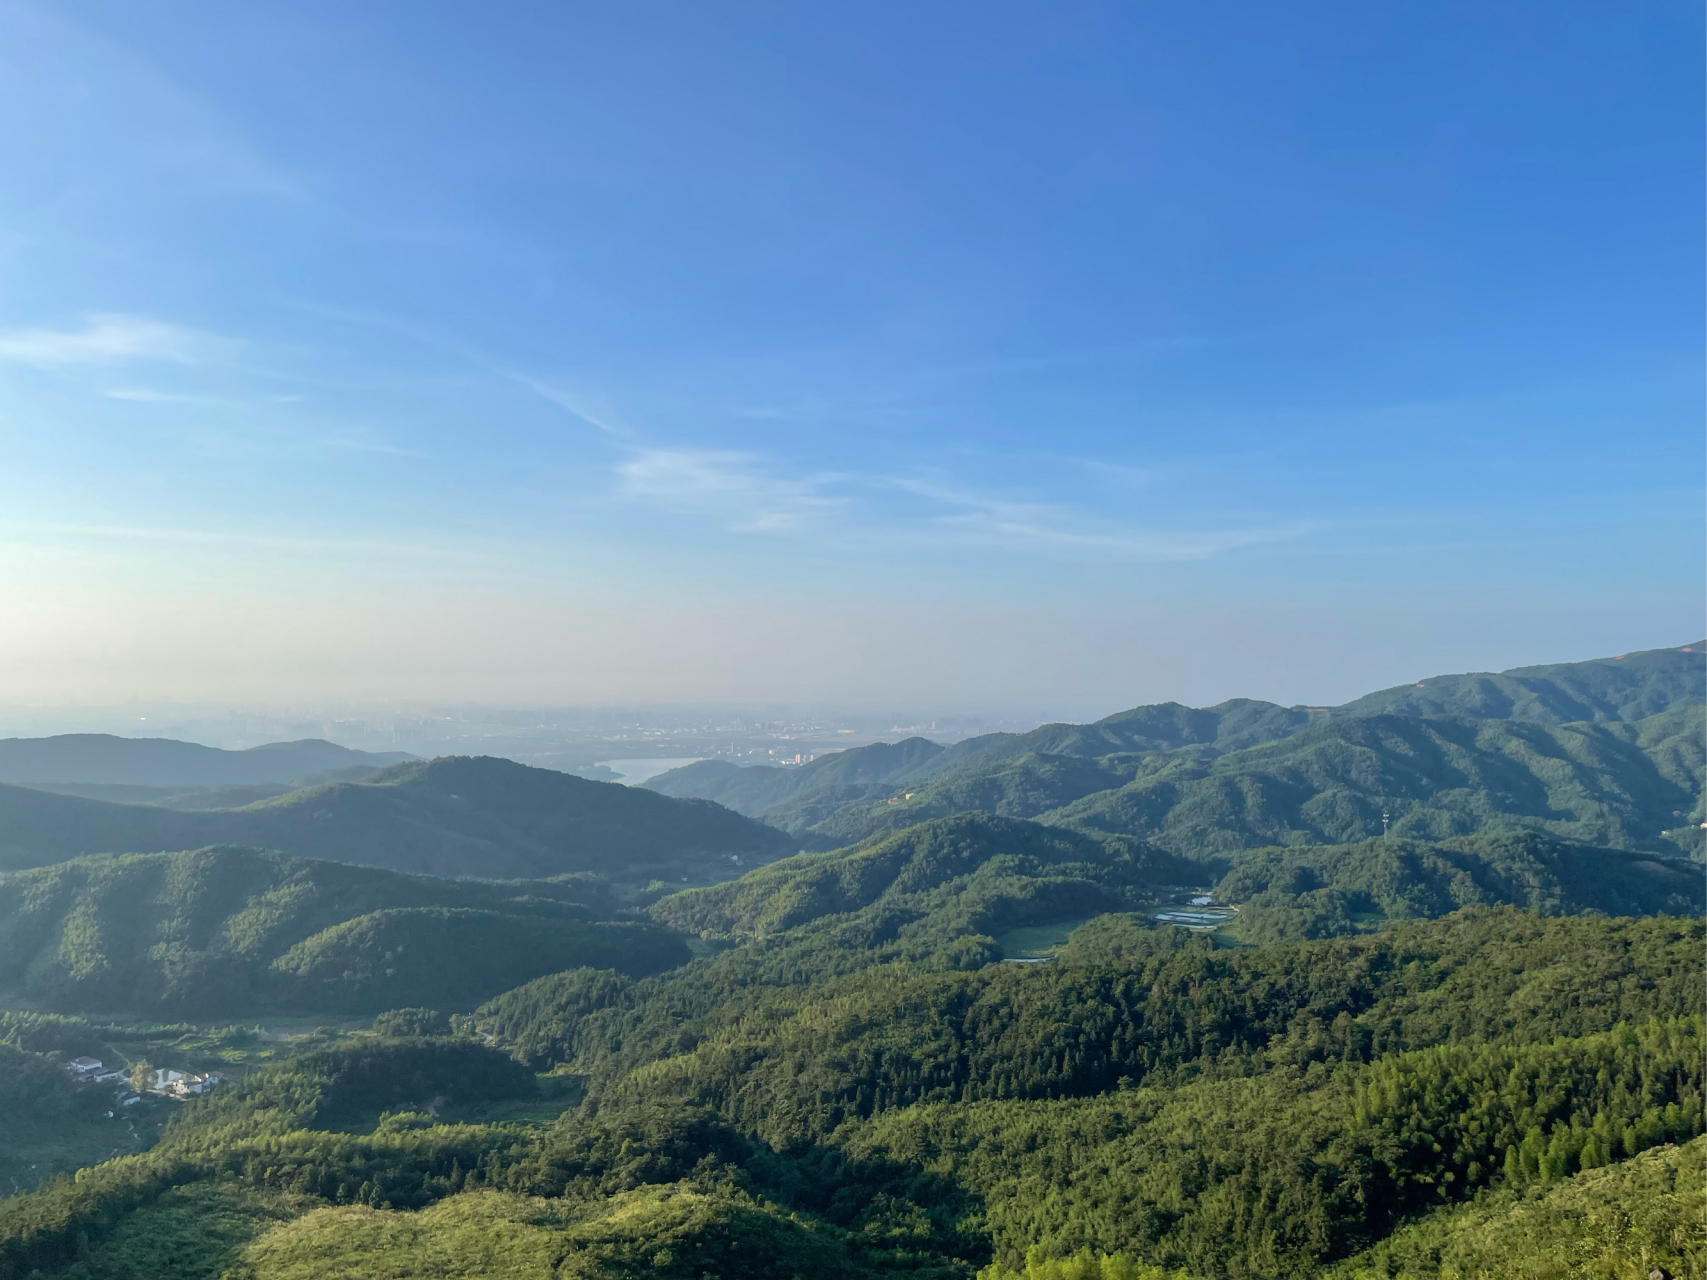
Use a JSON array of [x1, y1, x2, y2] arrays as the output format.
[[0, 734, 413, 788], [0, 756, 792, 881], [0, 847, 685, 1017], [647, 642, 1707, 856], [0, 640, 1699, 1279]]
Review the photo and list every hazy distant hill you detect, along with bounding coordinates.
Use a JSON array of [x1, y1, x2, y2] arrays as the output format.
[[645, 643, 1707, 856], [23, 764, 388, 810], [0, 846, 688, 1017], [0, 733, 413, 788], [643, 700, 1314, 833], [0, 755, 794, 880]]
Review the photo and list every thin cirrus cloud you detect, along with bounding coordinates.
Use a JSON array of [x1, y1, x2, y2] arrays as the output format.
[[506, 372, 630, 438], [615, 448, 848, 533], [889, 474, 1301, 559], [0, 313, 228, 368], [612, 447, 1301, 559]]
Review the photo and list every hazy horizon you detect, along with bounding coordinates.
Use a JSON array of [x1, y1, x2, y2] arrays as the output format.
[[0, 632, 1698, 752]]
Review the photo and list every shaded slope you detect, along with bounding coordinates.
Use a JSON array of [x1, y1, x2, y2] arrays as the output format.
[[0, 755, 795, 879], [0, 846, 687, 1016]]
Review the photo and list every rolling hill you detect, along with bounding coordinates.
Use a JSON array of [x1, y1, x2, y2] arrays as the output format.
[[0, 846, 689, 1016], [0, 755, 796, 880], [1209, 831, 1704, 944], [649, 812, 1193, 939]]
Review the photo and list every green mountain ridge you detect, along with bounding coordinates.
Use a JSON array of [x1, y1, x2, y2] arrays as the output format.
[[1040, 703, 1705, 857], [644, 643, 1707, 856], [0, 755, 794, 881]]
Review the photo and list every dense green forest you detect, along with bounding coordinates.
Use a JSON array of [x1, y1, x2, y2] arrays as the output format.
[[0, 755, 792, 881], [0, 643, 1700, 1278], [0, 847, 686, 1017], [0, 910, 1699, 1279], [1210, 830, 1702, 943]]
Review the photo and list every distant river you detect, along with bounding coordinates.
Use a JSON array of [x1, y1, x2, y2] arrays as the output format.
[[596, 758, 707, 785]]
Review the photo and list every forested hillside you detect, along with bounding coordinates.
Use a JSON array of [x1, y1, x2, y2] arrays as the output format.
[[0, 756, 793, 880], [0, 910, 1698, 1280], [1039, 703, 1704, 857], [1334, 640, 1706, 723], [1210, 831, 1702, 943], [0, 847, 686, 1016], [649, 813, 1193, 938], [646, 643, 1707, 856]]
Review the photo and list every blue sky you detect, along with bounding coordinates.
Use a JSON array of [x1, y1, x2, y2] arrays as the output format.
[[0, 1, 1700, 712]]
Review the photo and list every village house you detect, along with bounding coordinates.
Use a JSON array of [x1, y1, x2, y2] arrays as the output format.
[[62, 1056, 104, 1082], [148, 1068, 223, 1098]]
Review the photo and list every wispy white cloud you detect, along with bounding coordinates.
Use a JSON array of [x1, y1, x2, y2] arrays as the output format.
[[887, 474, 1296, 559], [507, 373, 630, 436], [104, 386, 210, 403], [616, 448, 847, 533], [0, 314, 229, 368], [604, 445, 1301, 559]]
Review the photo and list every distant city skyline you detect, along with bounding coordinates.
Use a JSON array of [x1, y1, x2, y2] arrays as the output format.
[[0, 2, 1700, 709]]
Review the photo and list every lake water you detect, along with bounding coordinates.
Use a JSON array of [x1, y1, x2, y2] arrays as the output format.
[[1149, 906, 1236, 931], [596, 758, 707, 785]]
